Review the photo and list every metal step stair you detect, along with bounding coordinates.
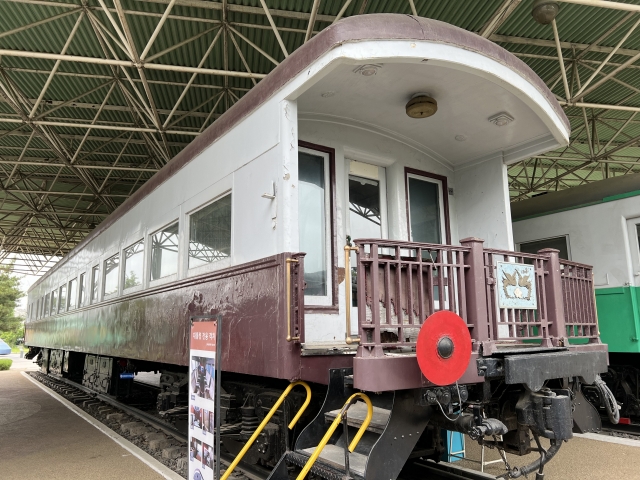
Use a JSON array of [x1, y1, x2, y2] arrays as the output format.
[[299, 445, 367, 478], [266, 368, 433, 480], [324, 402, 390, 434]]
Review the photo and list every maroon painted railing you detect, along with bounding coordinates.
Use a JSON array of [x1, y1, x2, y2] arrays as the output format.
[[560, 259, 599, 341], [352, 238, 599, 357], [482, 248, 552, 347]]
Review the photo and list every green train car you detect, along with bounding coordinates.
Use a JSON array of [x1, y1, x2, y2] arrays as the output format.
[[513, 173, 640, 419]]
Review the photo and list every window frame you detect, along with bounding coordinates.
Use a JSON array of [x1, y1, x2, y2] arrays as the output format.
[[50, 289, 58, 316], [68, 277, 78, 311], [122, 239, 145, 293], [148, 219, 180, 288], [299, 146, 334, 307], [517, 235, 571, 261], [186, 191, 233, 277], [102, 253, 121, 300], [404, 167, 451, 245], [298, 141, 338, 313], [58, 284, 67, 314], [90, 265, 100, 304], [78, 272, 86, 308]]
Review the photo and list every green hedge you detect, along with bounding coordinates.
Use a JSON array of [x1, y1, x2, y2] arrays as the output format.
[[0, 359, 12, 370]]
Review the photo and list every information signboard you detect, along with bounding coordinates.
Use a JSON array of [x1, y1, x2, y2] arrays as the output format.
[[189, 316, 222, 480]]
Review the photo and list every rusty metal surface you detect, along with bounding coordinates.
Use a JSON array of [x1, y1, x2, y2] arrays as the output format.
[[24, 253, 354, 383]]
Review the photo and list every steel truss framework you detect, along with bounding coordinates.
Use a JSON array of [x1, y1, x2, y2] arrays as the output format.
[[1, 0, 640, 274]]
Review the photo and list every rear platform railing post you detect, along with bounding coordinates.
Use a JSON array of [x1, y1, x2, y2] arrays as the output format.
[[460, 238, 490, 353], [538, 248, 567, 347]]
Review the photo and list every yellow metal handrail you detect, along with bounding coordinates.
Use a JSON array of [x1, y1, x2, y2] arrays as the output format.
[[286, 258, 300, 342], [344, 245, 360, 345], [296, 393, 373, 480], [221, 381, 311, 480]]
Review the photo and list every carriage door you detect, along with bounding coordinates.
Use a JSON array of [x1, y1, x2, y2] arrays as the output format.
[[626, 217, 640, 286], [406, 172, 448, 309], [406, 172, 446, 245], [347, 161, 387, 337]]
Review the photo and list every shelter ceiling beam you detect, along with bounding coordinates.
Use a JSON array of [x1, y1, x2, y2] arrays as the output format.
[[0, 117, 200, 136], [480, 0, 522, 39], [259, 0, 289, 58], [0, 49, 266, 79]]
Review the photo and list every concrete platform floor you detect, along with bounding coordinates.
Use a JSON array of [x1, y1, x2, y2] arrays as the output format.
[[456, 431, 640, 479], [0, 366, 172, 480]]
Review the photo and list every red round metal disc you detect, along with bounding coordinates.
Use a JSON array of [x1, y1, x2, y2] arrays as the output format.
[[416, 311, 472, 386]]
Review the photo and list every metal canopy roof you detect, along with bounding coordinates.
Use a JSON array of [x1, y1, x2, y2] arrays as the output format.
[[1, 0, 640, 274]]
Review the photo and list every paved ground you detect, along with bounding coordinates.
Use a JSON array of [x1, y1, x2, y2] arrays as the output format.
[[0, 368, 166, 480], [457, 431, 640, 479], [1, 352, 38, 371]]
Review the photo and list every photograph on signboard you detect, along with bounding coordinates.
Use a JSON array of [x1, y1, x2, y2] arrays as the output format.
[[190, 438, 202, 462], [191, 356, 215, 399], [202, 442, 214, 470], [190, 405, 202, 429]]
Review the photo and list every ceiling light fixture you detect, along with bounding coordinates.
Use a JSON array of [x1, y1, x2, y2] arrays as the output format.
[[406, 93, 437, 119], [531, 0, 559, 25], [488, 112, 514, 127], [353, 64, 382, 76]]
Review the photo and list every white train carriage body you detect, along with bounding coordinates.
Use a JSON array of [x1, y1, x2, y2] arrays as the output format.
[[26, 15, 572, 381], [513, 173, 640, 356], [25, 15, 622, 480]]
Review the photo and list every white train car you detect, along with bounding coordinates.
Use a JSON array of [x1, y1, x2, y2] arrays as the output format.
[[513, 172, 640, 418], [25, 14, 613, 479]]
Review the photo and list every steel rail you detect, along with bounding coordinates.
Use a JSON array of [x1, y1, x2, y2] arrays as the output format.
[[31, 372, 269, 480]]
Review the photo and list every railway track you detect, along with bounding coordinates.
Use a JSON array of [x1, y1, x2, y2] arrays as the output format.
[[600, 420, 640, 439], [30, 371, 497, 480]]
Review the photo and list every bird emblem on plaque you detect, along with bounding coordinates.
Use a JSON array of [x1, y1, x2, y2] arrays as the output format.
[[496, 261, 537, 309]]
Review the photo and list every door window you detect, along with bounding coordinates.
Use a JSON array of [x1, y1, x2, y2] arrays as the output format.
[[299, 149, 330, 298], [407, 174, 445, 244], [349, 175, 382, 239]]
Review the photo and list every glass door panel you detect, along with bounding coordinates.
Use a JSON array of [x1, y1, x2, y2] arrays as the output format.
[[407, 174, 447, 310], [347, 166, 386, 335], [408, 176, 441, 244], [299, 149, 330, 302]]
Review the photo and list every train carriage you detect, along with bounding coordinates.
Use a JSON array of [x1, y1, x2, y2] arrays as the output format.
[[513, 171, 640, 420], [25, 14, 615, 480]]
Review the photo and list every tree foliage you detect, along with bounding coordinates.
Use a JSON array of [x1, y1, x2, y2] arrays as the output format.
[[0, 264, 23, 337]]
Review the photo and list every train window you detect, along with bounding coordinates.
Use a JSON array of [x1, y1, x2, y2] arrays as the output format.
[[150, 222, 179, 280], [103, 254, 120, 298], [124, 240, 144, 289], [78, 273, 86, 307], [50, 290, 58, 315], [58, 285, 67, 313], [519, 235, 570, 260], [299, 151, 330, 297], [68, 278, 78, 310], [188, 194, 231, 269], [407, 174, 445, 245], [91, 266, 99, 303]]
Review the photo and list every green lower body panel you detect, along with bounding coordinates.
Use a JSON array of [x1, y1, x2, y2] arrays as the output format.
[[595, 286, 640, 353]]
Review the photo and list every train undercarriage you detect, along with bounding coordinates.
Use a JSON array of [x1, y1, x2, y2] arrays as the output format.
[[30, 345, 613, 480]]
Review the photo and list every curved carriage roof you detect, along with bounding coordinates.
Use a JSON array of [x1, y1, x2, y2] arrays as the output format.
[[32, 14, 568, 288], [512, 172, 640, 221]]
